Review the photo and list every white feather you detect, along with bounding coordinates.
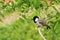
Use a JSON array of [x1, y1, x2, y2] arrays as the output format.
[[35, 18, 39, 22]]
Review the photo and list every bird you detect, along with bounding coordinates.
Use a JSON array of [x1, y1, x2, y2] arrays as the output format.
[[32, 16, 51, 29]]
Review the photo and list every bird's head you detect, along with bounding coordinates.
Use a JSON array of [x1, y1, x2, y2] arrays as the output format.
[[32, 16, 39, 23]]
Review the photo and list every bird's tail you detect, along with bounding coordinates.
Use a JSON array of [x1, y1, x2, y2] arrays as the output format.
[[46, 25, 51, 29]]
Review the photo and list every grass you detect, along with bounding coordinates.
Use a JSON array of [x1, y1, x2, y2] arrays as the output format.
[[0, 0, 60, 40]]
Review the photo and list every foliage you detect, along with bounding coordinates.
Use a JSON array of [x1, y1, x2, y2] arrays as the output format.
[[0, 0, 60, 40]]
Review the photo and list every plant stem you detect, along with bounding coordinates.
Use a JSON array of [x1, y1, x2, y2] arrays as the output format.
[[38, 27, 46, 40]]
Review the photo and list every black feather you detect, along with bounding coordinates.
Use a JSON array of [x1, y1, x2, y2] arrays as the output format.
[[46, 25, 51, 29], [33, 16, 39, 23]]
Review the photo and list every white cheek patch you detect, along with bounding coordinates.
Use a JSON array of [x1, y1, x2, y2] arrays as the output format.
[[35, 18, 38, 22]]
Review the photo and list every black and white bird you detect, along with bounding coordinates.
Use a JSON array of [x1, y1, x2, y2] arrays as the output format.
[[32, 16, 51, 29]]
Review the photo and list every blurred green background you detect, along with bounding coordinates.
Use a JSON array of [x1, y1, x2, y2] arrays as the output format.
[[0, 0, 60, 40]]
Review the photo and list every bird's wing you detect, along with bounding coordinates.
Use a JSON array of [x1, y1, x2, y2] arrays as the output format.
[[39, 18, 47, 26]]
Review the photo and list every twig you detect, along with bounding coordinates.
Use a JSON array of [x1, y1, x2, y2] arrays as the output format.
[[37, 27, 46, 40]]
